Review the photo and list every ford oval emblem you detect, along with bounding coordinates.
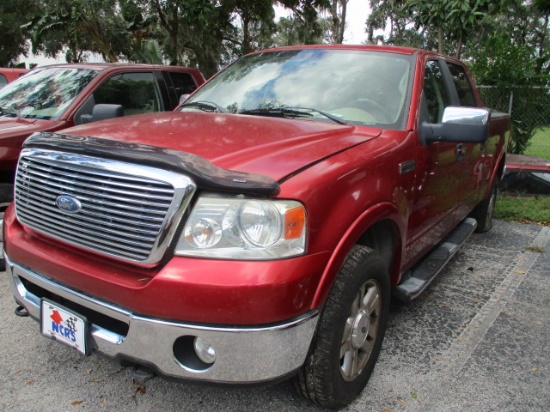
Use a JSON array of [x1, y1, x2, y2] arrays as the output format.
[[55, 195, 82, 213]]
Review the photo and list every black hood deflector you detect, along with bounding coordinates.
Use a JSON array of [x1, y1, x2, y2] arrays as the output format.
[[23, 132, 280, 197]]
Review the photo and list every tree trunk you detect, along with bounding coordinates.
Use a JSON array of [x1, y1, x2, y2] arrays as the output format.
[[456, 31, 463, 59], [338, 0, 347, 44]]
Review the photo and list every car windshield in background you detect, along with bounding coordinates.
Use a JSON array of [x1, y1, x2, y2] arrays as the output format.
[[0, 67, 98, 120], [179, 49, 413, 128]]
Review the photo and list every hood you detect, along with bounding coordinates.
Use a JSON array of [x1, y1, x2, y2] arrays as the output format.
[[0, 116, 67, 138], [61, 111, 381, 182], [0, 117, 66, 167], [0, 116, 38, 134]]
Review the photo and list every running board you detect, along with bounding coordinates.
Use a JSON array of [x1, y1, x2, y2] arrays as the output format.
[[393, 218, 477, 303]]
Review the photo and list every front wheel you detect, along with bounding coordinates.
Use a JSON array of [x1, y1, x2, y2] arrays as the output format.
[[293, 245, 390, 408]]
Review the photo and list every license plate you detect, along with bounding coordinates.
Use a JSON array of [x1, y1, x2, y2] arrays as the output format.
[[41, 299, 88, 355]]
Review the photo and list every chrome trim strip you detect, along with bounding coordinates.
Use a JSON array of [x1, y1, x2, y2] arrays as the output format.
[[5, 256, 318, 383]]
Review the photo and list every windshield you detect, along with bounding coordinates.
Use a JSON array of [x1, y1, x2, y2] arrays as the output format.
[[179, 49, 413, 128], [0, 67, 98, 120]]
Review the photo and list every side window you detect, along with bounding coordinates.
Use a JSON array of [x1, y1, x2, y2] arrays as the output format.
[[168, 72, 198, 99], [0, 74, 7, 88], [93, 72, 162, 116], [446, 62, 477, 107], [423, 60, 451, 123]]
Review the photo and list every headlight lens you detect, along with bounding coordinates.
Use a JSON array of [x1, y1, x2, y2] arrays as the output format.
[[176, 195, 306, 259]]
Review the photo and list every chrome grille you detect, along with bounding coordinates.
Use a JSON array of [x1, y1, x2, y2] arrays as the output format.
[[15, 149, 196, 265]]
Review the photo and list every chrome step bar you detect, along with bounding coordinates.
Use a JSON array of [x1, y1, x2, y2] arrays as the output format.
[[393, 218, 477, 303]]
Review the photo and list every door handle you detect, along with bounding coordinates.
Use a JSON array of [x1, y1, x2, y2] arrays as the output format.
[[455, 144, 465, 162]]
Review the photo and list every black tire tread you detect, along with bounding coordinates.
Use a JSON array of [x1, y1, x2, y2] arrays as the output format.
[[471, 180, 498, 233], [293, 245, 390, 408]]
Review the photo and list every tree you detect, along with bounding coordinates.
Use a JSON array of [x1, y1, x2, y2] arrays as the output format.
[[0, 0, 40, 66], [230, 0, 275, 54], [467, 0, 550, 154], [278, 0, 331, 44], [367, 0, 506, 58], [367, 0, 430, 48], [328, 0, 348, 44], [23, 0, 129, 62]]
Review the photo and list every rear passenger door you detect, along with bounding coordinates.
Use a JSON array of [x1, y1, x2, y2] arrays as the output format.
[[408, 59, 463, 261], [163, 71, 201, 104], [444, 61, 486, 219]]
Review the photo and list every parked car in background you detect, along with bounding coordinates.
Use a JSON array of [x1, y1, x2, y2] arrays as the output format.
[[0, 68, 29, 88], [0, 63, 205, 258]]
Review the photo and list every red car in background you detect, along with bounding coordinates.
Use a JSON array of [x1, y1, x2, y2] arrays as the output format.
[[0, 68, 29, 88]]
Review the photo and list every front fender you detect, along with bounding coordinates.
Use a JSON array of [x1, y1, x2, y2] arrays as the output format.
[[310, 201, 404, 309]]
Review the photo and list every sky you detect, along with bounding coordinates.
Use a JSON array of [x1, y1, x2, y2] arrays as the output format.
[[23, 0, 371, 67]]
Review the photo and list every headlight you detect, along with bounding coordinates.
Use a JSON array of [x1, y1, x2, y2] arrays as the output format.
[[175, 195, 306, 260]]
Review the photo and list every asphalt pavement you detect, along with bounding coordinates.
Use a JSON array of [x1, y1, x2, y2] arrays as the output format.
[[1, 219, 548, 412]]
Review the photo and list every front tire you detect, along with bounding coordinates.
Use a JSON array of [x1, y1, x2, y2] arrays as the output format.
[[293, 245, 390, 408]]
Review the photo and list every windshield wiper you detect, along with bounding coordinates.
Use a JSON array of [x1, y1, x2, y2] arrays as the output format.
[[239, 106, 348, 125], [179, 101, 228, 113], [0, 106, 20, 118]]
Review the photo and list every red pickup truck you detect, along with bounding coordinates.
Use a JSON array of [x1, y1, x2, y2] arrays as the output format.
[[3, 46, 509, 408], [0, 68, 29, 88], [0, 63, 204, 220]]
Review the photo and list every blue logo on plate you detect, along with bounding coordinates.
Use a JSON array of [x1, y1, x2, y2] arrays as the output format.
[[55, 195, 82, 213]]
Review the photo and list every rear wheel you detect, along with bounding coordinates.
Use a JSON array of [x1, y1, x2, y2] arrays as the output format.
[[293, 245, 390, 408], [471, 180, 498, 233]]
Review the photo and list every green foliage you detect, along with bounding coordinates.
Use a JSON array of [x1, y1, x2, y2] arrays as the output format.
[[131, 39, 163, 64], [22, 0, 130, 62], [469, 30, 550, 154], [368, 0, 505, 57], [0, 0, 40, 66]]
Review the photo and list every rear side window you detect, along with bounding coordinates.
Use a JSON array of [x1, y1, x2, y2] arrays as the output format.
[[0, 74, 7, 87], [168, 72, 198, 98], [446, 63, 477, 107], [93, 72, 162, 116], [423, 60, 452, 123]]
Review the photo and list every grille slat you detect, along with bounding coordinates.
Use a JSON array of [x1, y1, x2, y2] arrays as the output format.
[[15, 149, 196, 265], [17, 202, 159, 241], [17, 168, 174, 205], [16, 177, 168, 221]]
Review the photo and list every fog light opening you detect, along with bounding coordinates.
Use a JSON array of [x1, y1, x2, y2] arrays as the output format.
[[173, 335, 216, 372]]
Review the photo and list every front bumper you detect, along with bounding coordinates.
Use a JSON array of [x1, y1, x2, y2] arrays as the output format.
[[5, 254, 318, 384]]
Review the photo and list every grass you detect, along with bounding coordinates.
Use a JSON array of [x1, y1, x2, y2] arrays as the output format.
[[524, 127, 550, 159], [502, 127, 550, 226], [494, 194, 550, 226]]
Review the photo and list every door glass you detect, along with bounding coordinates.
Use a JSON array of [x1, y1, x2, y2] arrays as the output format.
[[94, 72, 161, 116], [423, 60, 451, 123], [446, 62, 477, 107], [169, 72, 198, 98]]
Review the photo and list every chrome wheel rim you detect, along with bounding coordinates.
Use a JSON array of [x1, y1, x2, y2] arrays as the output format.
[[340, 279, 382, 382]]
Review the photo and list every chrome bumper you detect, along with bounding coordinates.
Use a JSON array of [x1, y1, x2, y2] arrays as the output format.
[[4, 254, 318, 383]]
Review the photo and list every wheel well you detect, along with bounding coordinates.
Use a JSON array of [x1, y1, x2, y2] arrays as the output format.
[[356, 219, 401, 285]]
